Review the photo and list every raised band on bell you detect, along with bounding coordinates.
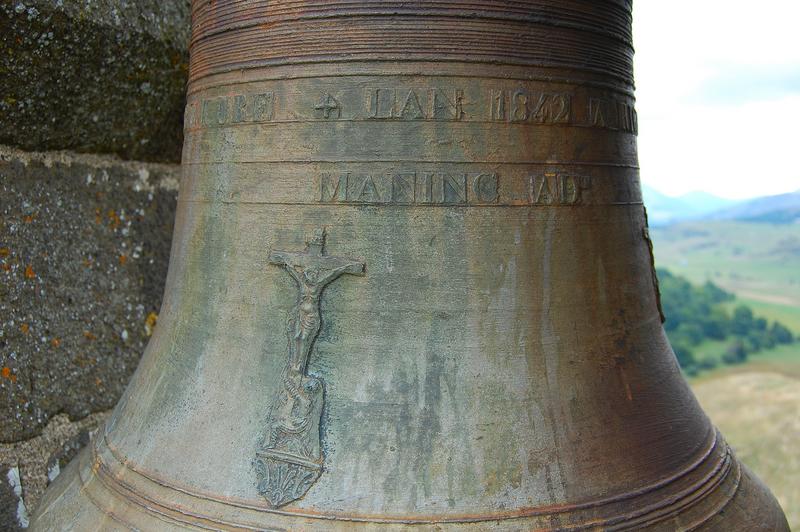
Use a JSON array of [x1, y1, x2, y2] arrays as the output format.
[[31, 1, 790, 530]]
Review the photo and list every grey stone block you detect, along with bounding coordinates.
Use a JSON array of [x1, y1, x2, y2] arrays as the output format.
[[45, 429, 90, 486], [0, 1, 190, 162], [0, 411, 109, 517], [0, 466, 29, 531], [0, 146, 178, 442]]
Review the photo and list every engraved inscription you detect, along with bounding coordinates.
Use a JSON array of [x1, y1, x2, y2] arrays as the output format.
[[473, 172, 500, 203], [490, 89, 571, 124], [185, 82, 639, 135], [255, 229, 365, 508], [314, 93, 341, 119], [191, 92, 275, 128], [366, 88, 465, 120], [186, 81, 639, 135], [319, 171, 499, 205], [184, 100, 199, 129], [528, 174, 592, 205], [588, 98, 637, 133]]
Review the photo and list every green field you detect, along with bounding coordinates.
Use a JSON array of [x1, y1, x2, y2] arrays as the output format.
[[651, 221, 800, 311], [653, 220, 800, 525], [692, 341, 800, 379], [724, 297, 800, 334]]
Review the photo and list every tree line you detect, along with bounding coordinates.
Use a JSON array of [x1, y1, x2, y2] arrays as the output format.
[[657, 268, 795, 374]]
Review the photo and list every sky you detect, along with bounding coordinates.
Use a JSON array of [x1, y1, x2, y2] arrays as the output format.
[[633, 1, 800, 199]]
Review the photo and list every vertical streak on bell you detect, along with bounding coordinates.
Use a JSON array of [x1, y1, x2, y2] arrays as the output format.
[[31, 1, 789, 530]]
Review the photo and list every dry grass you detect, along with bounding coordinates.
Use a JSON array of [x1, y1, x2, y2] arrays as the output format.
[[692, 371, 800, 529]]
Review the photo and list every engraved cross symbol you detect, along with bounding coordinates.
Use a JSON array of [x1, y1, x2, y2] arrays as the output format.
[[314, 93, 341, 119]]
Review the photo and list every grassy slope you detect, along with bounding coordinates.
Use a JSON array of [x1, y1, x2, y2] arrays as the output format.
[[653, 220, 800, 524], [692, 370, 799, 529]]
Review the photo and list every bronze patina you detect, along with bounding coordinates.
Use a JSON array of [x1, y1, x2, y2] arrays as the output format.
[[32, 1, 789, 530]]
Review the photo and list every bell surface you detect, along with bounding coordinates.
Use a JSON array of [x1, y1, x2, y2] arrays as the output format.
[[32, 1, 789, 530]]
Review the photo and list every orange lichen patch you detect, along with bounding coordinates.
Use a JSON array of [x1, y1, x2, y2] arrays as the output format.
[[144, 312, 158, 336], [24, 264, 35, 279], [83, 331, 97, 341], [1, 367, 10, 379], [20, 323, 29, 335], [95, 208, 102, 224], [107, 210, 122, 229], [2, 367, 16, 383], [0, 247, 10, 257], [119, 254, 128, 265], [83, 257, 94, 268], [1, 264, 11, 272], [23, 214, 35, 223], [95, 377, 103, 387], [51, 338, 61, 348]]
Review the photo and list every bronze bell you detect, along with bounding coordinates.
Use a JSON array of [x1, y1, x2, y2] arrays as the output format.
[[32, 1, 789, 530]]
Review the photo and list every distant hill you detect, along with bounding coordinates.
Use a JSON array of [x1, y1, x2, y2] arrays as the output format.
[[642, 185, 800, 226], [705, 191, 800, 224], [641, 184, 740, 225], [680, 190, 739, 213], [649, 220, 800, 330]]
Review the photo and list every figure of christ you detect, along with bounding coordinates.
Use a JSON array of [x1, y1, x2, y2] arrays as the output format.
[[263, 229, 365, 456]]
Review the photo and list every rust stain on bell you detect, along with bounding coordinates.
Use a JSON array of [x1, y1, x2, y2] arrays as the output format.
[[32, 1, 789, 530]]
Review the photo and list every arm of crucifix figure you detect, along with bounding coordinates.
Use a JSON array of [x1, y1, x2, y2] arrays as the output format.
[[320, 262, 365, 286], [267, 251, 287, 268], [269, 251, 304, 286]]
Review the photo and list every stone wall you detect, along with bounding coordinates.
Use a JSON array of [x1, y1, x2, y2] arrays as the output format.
[[0, 147, 180, 529], [1, 1, 190, 162], [1, 1, 188, 527]]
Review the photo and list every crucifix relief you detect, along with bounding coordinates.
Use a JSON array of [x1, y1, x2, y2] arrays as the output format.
[[255, 228, 365, 507]]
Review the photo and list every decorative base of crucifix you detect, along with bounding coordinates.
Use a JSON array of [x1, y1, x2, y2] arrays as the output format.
[[255, 228, 365, 508]]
